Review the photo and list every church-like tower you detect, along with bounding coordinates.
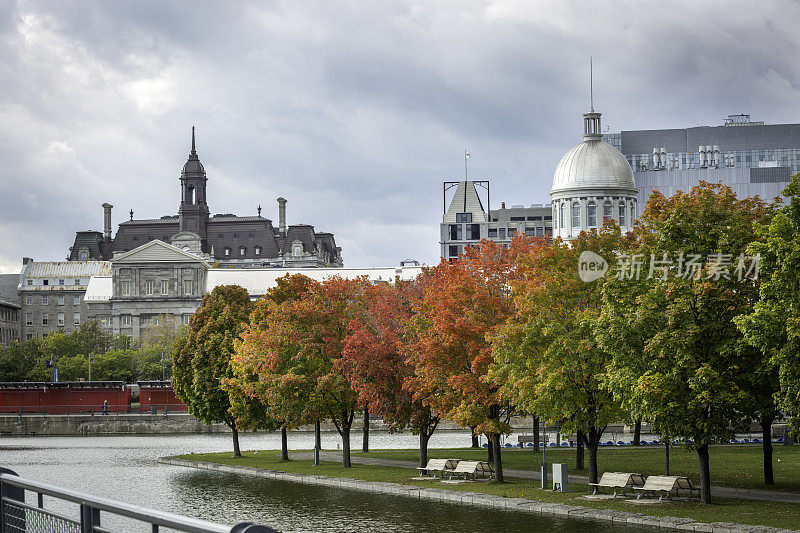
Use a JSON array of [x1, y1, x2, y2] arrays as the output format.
[[178, 127, 210, 241]]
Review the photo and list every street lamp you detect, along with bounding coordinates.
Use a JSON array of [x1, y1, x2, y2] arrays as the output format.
[[160, 353, 165, 381], [47, 354, 58, 383]]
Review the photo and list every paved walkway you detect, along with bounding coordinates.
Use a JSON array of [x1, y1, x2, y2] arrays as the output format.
[[294, 450, 800, 504]]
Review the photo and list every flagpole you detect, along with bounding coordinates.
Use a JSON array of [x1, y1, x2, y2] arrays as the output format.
[[465, 150, 468, 180]]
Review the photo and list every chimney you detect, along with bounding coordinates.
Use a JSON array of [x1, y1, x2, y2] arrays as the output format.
[[501, 202, 506, 209], [277, 197, 287, 235], [713, 145, 720, 168], [660, 148, 667, 170], [102, 203, 113, 241], [653, 148, 659, 170]]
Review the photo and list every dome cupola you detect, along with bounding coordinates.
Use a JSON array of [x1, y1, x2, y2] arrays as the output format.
[[549, 106, 638, 240]]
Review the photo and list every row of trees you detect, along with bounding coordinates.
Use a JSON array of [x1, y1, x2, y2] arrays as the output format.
[[173, 178, 800, 504], [0, 321, 184, 383]]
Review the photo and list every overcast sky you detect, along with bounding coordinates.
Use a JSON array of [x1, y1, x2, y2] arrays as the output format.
[[1, 0, 799, 273]]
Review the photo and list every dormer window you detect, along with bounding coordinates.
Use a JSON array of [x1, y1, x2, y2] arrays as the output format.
[[255, 246, 261, 255], [224, 247, 231, 257], [239, 246, 246, 256], [292, 242, 303, 257]]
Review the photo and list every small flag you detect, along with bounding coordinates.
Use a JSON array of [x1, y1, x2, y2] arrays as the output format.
[[465, 151, 471, 159]]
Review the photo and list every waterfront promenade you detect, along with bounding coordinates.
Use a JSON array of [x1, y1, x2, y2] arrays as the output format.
[[163, 455, 800, 533]]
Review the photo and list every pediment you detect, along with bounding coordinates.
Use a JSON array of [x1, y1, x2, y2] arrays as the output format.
[[113, 240, 209, 265]]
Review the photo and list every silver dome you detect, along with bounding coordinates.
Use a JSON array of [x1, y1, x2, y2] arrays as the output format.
[[550, 138, 636, 195]]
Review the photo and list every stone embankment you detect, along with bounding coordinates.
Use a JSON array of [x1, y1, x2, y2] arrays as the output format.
[[0, 413, 229, 436], [160, 457, 799, 533]]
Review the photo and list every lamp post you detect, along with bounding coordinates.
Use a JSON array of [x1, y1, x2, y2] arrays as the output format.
[[47, 354, 58, 383], [88, 353, 92, 382], [160, 353, 165, 381]]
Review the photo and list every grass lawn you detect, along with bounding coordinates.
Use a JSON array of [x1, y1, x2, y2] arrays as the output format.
[[177, 450, 800, 530], [353, 444, 800, 492]]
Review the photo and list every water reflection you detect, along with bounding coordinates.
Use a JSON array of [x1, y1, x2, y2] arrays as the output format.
[[0, 434, 655, 532]]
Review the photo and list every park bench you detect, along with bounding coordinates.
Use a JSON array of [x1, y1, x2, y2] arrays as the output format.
[[416, 459, 459, 478], [444, 460, 494, 481], [633, 475, 700, 501], [587, 472, 645, 497]]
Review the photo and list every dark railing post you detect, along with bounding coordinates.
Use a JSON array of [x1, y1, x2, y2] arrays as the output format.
[[0, 468, 26, 531], [80, 503, 100, 533]]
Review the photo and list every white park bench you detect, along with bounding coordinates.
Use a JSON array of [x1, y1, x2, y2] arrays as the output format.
[[587, 472, 646, 496], [633, 475, 701, 500], [445, 460, 494, 481], [416, 459, 459, 478]]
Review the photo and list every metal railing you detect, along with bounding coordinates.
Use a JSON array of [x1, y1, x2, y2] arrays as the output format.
[[0, 468, 277, 533]]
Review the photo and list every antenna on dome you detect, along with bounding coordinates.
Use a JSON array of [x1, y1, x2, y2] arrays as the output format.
[[589, 56, 594, 112], [191, 126, 196, 154]]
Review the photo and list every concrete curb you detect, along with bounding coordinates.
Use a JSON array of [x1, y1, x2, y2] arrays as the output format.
[[158, 457, 798, 533]]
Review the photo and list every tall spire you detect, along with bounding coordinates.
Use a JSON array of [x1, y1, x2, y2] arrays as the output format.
[[191, 126, 196, 155], [590, 56, 594, 112]]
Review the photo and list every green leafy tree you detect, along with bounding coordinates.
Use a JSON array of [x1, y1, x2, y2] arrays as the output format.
[[737, 174, 800, 463], [492, 228, 624, 484], [600, 182, 774, 503], [0, 338, 47, 381], [134, 320, 187, 381], [173, 285, 253, 457]]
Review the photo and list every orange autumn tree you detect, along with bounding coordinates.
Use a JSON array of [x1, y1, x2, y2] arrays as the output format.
[[228, 274, 315, 461], [338, 277, 441, 468], [405, 237, 532, 482], [234, 275, 368, 467]]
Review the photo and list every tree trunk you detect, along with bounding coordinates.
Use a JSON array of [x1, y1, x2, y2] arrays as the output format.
[[533, 417, 540, 452], [487, 436, 494, 463], [419, 428, 430, 468], [633, 419, 642, 446], [315, 420, 321, 450], [697, 443, 712, 504], [576, 430, 585, 471], [761, 417, 774, 485], [362, 407, 369, 453], [491, 433, 504, 482], [665, 440, 670, 475], [584, 429, 600, 484], [341, 424, 351, 468], [281, 427, 289, 461], [470, 426, 479, 448], [230, 422, 241, 458]]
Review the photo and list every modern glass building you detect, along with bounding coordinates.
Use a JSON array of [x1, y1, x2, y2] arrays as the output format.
[[605, 114, 799, 206]]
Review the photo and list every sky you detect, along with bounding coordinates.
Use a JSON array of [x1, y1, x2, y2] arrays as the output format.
[[1, 0, 799, 273]]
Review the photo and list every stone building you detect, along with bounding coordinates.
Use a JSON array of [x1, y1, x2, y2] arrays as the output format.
[[0, 274, 20, 347], [84, 239, 422, 340], [550, 107, 638, 240], [84, 240, 208, 338], [17, 259, 111, 340], [440, 181, 553, 261], [69, 128, 342, 268]]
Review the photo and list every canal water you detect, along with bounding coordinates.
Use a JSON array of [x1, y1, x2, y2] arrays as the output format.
[[0, 432, 656, 532]]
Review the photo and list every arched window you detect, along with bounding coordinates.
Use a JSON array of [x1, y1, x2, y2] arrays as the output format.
[[618, 201, 626, 226], [587, 201, 597, 227], [571, 202, 580, 228], [560, 202, 567, 229], [630, 202, 636, 220], [187, 186, 195, 205], [603, 201, 612, 222], [553, 205, 558, 229]]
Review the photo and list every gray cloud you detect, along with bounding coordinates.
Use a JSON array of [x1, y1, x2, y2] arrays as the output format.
[[1, 0, 799, 273]]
